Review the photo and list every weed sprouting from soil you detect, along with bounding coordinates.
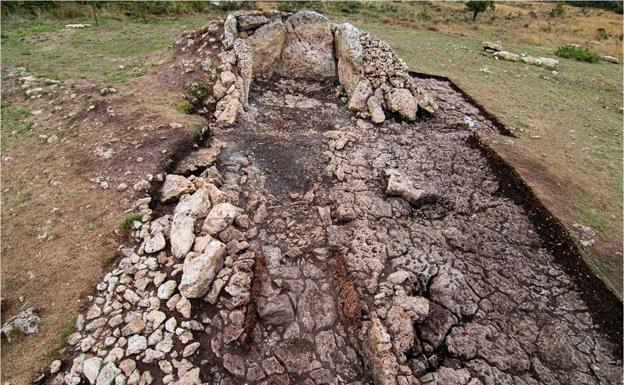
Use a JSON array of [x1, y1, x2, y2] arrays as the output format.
[[116, 214, 142, 232], [174, 100, 192, 114], [101, 253, 120, 267], [55, 316, 76, 351], [189, 123, 204, 138]]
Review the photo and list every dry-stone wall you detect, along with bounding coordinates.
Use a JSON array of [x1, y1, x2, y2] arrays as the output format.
[[176, 10, 437, 126]]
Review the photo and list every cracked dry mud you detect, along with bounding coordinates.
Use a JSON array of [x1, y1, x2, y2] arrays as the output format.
[[48, 74, 622, 385]]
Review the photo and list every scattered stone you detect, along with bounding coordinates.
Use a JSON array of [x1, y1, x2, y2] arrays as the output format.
[[385, 88, 417, 120], [96, 362, 120, 385], [50, 360, 62, 374], [1, 307, 40, 342], [223, 353, 246, 377], [202, 203, 242, 235], [158, 280, 177, 300], [143, 232, 166, 254], [65, 23, 91, 29], [493, 51, 519, 62], [126, 335, 148, 355], [482, 41, 503, 52]]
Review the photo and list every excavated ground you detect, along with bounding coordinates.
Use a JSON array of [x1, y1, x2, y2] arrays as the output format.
[[44, 74, 622, 385], [210, 76, 623, 384]]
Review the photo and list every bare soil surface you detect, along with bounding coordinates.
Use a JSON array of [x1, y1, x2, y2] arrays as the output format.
[[0, 51, 204, 384]]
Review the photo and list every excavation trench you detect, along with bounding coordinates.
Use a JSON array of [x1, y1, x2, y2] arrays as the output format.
[[45, 56, 621, 385], [161, 74, 622, 383]]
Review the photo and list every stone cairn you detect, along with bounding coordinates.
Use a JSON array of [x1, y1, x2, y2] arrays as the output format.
[[175, 10, 438, 126]]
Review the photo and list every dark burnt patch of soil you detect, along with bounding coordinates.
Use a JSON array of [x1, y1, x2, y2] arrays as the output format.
[[217, 76, 351, 200], [218, 130, 325, 199]]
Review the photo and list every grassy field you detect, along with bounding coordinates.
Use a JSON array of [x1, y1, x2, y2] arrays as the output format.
[[1, 0, 621, 321], [1, 15, 209, 83]]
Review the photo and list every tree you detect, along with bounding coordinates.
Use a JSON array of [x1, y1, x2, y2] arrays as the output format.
[[466, 1, 495, 21], [90, 2, 99, 26]]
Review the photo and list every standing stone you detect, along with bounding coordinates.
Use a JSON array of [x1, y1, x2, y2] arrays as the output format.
[[280, 11, 336, 79], [334, 23, 363, 96], [223, 14, 237, 49], [178, 239, 227, 298], [246, 20, 287, 77], [237, 15, 270, 31], [234, 38, 252, 106]]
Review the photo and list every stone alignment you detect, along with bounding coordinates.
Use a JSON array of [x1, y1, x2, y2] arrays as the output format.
[[176, 10, 437, 126]]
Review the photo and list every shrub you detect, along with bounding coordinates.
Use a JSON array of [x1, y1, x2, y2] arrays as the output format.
[[379, 3, 398, 13], [554, 45, 601, 63], [595, 27, 608, 40], [549, 3, 565, 17], [190, 123, 204, 138]]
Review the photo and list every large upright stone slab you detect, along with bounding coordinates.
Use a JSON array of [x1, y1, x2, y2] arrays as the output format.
[[280, 11, 336, 79], [334, 23, 363, 96], [246, 19, 287, 77]]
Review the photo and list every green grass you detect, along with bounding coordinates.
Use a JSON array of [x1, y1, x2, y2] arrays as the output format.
[[55, 316, 76, 351], [1, 15, 209, 84], [116, 214, 143, 232], [555, 45, 601, 63], [174, 100, 192, 114], [1, 104, 34, 149]]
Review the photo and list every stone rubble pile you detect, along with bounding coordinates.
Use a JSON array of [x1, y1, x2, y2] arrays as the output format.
[[175, 10, 438, 127], [45, 140, 259, 385]]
